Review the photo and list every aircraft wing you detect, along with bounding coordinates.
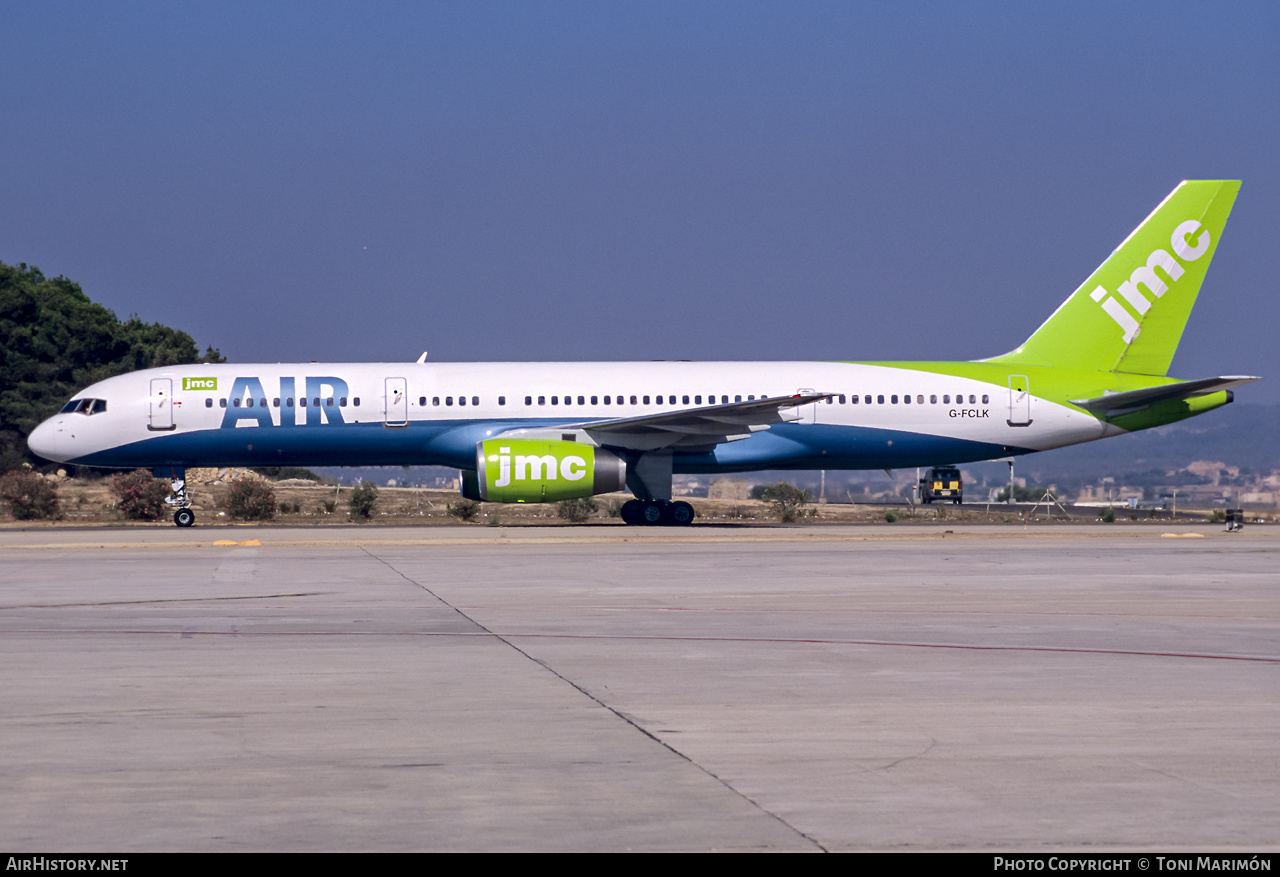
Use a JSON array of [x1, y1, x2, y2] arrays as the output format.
[[1071, 376, 1259, 416], [560, 392, 835, 452]]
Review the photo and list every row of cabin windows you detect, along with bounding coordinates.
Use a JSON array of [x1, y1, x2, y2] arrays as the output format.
[[413, 394, 769, 407], [846, 393, 989, 405], [422, 396, 486, 407], [203, 391, 990, 411], [524, 394, 762, 406], [206, 397, 361, 409], [522, 394, 752, 407]]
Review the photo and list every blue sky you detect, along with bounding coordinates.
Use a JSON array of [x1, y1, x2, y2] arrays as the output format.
[[3, 1, 1277, 400]]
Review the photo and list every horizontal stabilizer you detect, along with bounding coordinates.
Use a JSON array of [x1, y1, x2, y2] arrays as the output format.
[[1071, 376, 1259, 415]]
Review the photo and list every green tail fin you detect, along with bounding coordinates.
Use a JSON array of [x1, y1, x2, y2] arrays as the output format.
[[990, 180, 1240, 376]]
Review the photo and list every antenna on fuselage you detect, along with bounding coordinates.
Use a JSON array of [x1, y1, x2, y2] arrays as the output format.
[[416, 351, 428, 364]]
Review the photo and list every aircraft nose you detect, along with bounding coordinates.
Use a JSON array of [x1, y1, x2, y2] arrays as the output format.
[[27, 418, 65, 463]]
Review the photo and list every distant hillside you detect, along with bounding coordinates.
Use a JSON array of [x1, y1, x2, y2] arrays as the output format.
[[1014, 402, 1280, 485]]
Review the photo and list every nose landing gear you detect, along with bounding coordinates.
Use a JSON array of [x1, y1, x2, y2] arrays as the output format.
[[161, 470, 195, 527]]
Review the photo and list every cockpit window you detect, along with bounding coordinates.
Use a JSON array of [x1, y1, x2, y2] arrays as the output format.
[[60, 398, 107, 415]]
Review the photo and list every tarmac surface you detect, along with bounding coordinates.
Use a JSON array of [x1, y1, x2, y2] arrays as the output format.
[[2, 522, 1277, 851]]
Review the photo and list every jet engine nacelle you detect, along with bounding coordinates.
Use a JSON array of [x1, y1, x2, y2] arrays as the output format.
[[473, 438, 626, 503]]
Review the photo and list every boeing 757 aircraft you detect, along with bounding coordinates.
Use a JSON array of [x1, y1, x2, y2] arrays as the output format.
[[27, 180, 1257, 526]]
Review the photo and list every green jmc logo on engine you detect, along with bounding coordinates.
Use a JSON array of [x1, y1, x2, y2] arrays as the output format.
[[477, 438, 599, 503]]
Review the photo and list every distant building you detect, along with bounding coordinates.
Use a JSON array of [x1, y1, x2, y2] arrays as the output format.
[[708, 478, 750, 500]]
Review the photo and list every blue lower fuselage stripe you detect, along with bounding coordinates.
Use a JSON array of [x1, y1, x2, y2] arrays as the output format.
[[69, 420, 1031, 472]]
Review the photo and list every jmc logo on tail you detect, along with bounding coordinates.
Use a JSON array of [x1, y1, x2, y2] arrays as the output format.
[[1089, 219, 1210, 342]]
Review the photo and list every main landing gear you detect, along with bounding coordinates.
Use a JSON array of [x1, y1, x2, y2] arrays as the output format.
[[619, 499, 695, 527]]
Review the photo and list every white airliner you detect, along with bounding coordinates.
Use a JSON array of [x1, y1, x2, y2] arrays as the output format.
[[27, 181, 1257, 526]]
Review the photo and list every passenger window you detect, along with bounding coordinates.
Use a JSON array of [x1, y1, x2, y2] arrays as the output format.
[[205, 398, 213, 408], [234, 398, 242, 408], [669, 395, 676, 404], [603, 396, 611, 405], [525, 396, 532, 405], [694, 395, 701, 405], [643, 396, 651, 405], [891, 395, 899, 404], [446, 397, 454, 406], [590, 396, 598, 405], [864, 395, 871, 404], [433, 397, 440, 406], [903, 395, 911, 404], [551, 396, 558, 405], [969, 395, 976, 404], [498, 397, 506, 406], [982, 394, 989, 404], [473, 397, 479, 406], [354, 398, 360, 407], [630, 395, 637, 405], [851, 395, 859, 404], [877, 395, 884, 404], [539, 396, 546, 405], [286, 398, 294, 407], [655, 395, 663, 405], [326, 398, 333, 407], [838, 395, 846, 404], [221, 399, 228, 408], [459, 396, 466, 406], [419, 397, 426, 406], [313, 397, 320, 407], [930, 395, 937, 404], [917, 395, 924, 404], [273, 398, 280, 408]]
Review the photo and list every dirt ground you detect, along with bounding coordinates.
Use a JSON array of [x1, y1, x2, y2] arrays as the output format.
[[5, 470, 1267, 528]]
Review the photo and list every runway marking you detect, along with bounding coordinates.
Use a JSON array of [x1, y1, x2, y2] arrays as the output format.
[[0, 592, 323, 610], [4, 524, 1272, 551], [3, 626, 1276, 664]]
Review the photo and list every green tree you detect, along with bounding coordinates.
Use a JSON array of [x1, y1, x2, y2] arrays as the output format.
[[556, 497, 598, 523], [759, 481, 811, 523], [349, 481, 379, 522], [997, 485, 1057, 502], [1, 261, 222, 472], [0, 470, 61, 520], [110, 469, 171, 520], [448, 499, 481, 522], [226, 478, 276, 521]]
